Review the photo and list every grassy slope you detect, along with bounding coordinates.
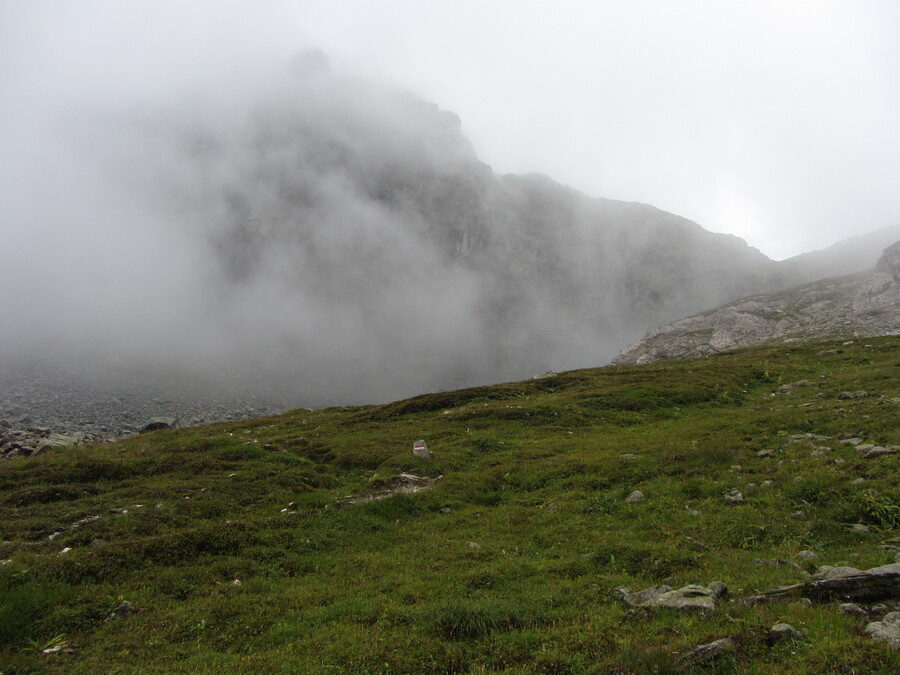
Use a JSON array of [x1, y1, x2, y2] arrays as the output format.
[[1, 337, 899, 674]]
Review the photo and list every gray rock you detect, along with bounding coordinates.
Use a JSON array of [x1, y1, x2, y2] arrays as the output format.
[[866, 563, 900, 576], [612, 241, 900, 367], [864, 611, 900, 649], [108, 600, 137, 620], [864, 445, 900, 459], [707, 581, 729, 599], [796, 550, 817, 562], [839, 391, 869, 400], [757, 449, 776, 458], [839, 603, 869, 618], [616, 583, 721, 612], [723, 488, 744, 505], [625, 490, 645, 504], [768, 623, 805, 642], [755, 558, 805, 572], [613, 585, 672, 606], [849, 523, 871, 534], [776, 380, 812, 393], [35, 432, 85, 453], [681, 637, 735, 663], [645, 585, 717, 611], [812, 565, 863, 580], [139, 417, 179, 433]]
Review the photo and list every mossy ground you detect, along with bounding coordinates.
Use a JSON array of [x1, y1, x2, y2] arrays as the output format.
[[1, 337, 899, 673]]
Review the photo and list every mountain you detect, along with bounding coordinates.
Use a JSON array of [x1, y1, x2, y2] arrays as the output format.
[[126, 56, 882, 402], [6, 53, 893, 406], [612, 241, 900, 365], [778, 224, 900, 280]]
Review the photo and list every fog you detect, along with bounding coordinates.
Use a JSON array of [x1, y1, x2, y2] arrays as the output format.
[[2, 59, 491, 403], [0, 53, 763, 405], [2, 2, 899, 409]]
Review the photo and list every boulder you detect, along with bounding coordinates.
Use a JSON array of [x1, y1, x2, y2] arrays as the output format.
[[681, 637, 735, 664], [615, 583, 719, 611], [864, 611, 900, 649], [813, 565, 863, 580], [776, 380, 812, 393], [34, 432, 85, 454], [839, 603, 869, 619], [743, 562, 900, 604], [768, 623, 805, 643], [767, 623, 806, 642], [864, 445, 900, 459], [139, 417, 179, 433], [723, 488, 744, 504], [612, 585, 672, 605], [838, 391, 869, 400], [108, 600, 138, 621]]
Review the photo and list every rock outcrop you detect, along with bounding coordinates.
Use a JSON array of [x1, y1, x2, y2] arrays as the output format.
[[123, 63, 890, 392], [4, 60, 897, 417], [611, 241, 900, 366]]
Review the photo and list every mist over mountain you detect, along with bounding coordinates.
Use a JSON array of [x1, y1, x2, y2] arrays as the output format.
[[775, 224, 900, 279], [1, 55, 892, 405], [612, 240, 900, 366]]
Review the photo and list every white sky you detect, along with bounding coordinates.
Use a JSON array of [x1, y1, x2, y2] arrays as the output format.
[[3, 0, 899, 260]]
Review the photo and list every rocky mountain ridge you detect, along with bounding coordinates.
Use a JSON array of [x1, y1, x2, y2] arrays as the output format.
[[3, 56, 897, 436], [165, 60, 894, 393], [611, 241, 900, 365]]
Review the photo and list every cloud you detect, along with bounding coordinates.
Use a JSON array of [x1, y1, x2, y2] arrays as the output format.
[[2, 1, 897, 406]]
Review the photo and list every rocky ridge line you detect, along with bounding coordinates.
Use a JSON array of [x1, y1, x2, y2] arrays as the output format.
[[611, 240, 900, 366]]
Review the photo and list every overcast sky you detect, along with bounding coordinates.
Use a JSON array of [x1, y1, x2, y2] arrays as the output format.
[[3, 0, 899, 260]]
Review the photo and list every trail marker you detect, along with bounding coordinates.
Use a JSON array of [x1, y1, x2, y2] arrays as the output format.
[[413, 440, 432, 458]]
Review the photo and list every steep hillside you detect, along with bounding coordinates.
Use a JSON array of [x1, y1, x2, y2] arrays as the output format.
[[4, 54, 894, 416], [613, 241, 900, 366], [779, 224, 900, 281], [1, 337, 899, 672], [84, 58, 814, 400]]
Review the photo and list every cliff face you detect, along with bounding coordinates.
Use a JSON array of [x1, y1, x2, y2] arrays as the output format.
[[123, 63, 891, 399], [611, 241, 900, 366]]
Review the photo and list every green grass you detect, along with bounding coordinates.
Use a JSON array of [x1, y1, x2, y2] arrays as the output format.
[[1, 337, 899, 673]]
